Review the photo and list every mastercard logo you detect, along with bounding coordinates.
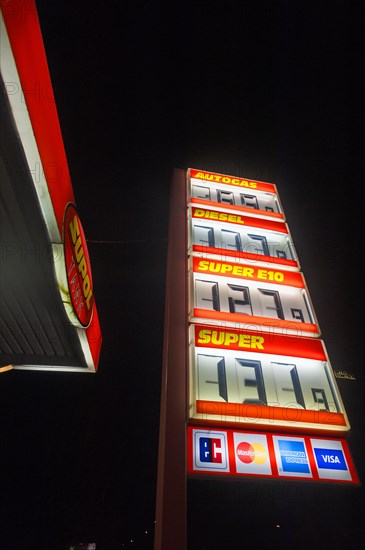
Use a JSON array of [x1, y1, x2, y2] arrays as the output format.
[[236, 441, 268, 464]]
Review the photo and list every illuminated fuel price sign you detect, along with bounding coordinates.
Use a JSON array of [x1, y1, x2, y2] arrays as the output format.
[[188, 168, 284, 220], [190, 257, 319, 337], [189, 206, 299, 270], [188, 325, 350, 434]]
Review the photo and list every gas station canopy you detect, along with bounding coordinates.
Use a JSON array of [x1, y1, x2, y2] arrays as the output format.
[[0, 1, 102, 372]]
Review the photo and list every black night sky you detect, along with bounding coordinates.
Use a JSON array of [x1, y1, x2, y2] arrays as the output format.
[[1, 1, 365, 549]]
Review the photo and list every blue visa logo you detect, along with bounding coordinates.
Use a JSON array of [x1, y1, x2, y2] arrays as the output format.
[[314, 448, 347, 470], [278, 439, 310, 474], [199, 437, 223, 464]]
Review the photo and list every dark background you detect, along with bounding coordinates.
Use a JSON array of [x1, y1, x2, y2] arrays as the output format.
[[1, 1, 365, 548]]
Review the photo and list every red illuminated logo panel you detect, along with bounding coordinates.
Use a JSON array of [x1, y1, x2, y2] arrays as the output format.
[[187, 426, 359, 484], [63, 203, 94, 327]]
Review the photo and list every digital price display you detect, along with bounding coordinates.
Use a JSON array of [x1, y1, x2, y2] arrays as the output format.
[[188, 168, 284, 219], [190, 258, 319, 337], [189, 325, 349, 433], [189, 206, 299, 270]]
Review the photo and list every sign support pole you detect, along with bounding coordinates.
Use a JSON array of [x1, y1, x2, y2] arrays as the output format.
[[154, 169, 187, 550]]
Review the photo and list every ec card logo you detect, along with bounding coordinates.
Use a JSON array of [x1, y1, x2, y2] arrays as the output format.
[[273, 436, 313, 478], [193, 430, 229, 472]]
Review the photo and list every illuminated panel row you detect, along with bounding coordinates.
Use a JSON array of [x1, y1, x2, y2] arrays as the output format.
[[188, 324, 350, 434], [187, 426, 359, 484], [189, 257, 319, 337], [189, 205, 299, 270], [188, 168, 285, 220]]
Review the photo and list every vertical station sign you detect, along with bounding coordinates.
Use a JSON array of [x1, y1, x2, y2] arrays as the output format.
[[186, 168, 358, 484]]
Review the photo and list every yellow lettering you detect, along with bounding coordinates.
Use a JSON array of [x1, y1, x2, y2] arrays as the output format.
[[196, 328, 265, 351], [83, 275, 91, 298], [211, 331, 225, 345], [198, 260, 209, 271], [242, 267, 254, 278], [78, 256, 87, 278], [218, 213, 228, 221], [194, 209, 206, 218], [194, 172, 205, 180], [193, 171, 259, 190], [258, 269, 267, 280], [225, 332, 238, 346], [232, 265, 243, 276], [74, 236, 84, 263], [239, 334, 251, 348], [85, 287, 93, 310], [251, 335, 264, 349], [198, 329, 211, 344], [69, 215, 80, 245], [220, 263, 233, 274]]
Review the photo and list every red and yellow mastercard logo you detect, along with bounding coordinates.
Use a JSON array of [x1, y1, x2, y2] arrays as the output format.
[[236, 442, 268, 464]]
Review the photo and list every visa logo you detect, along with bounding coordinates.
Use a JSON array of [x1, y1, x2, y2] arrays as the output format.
[[314, 448, 347, 470], [321, 455, 341, 464]]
